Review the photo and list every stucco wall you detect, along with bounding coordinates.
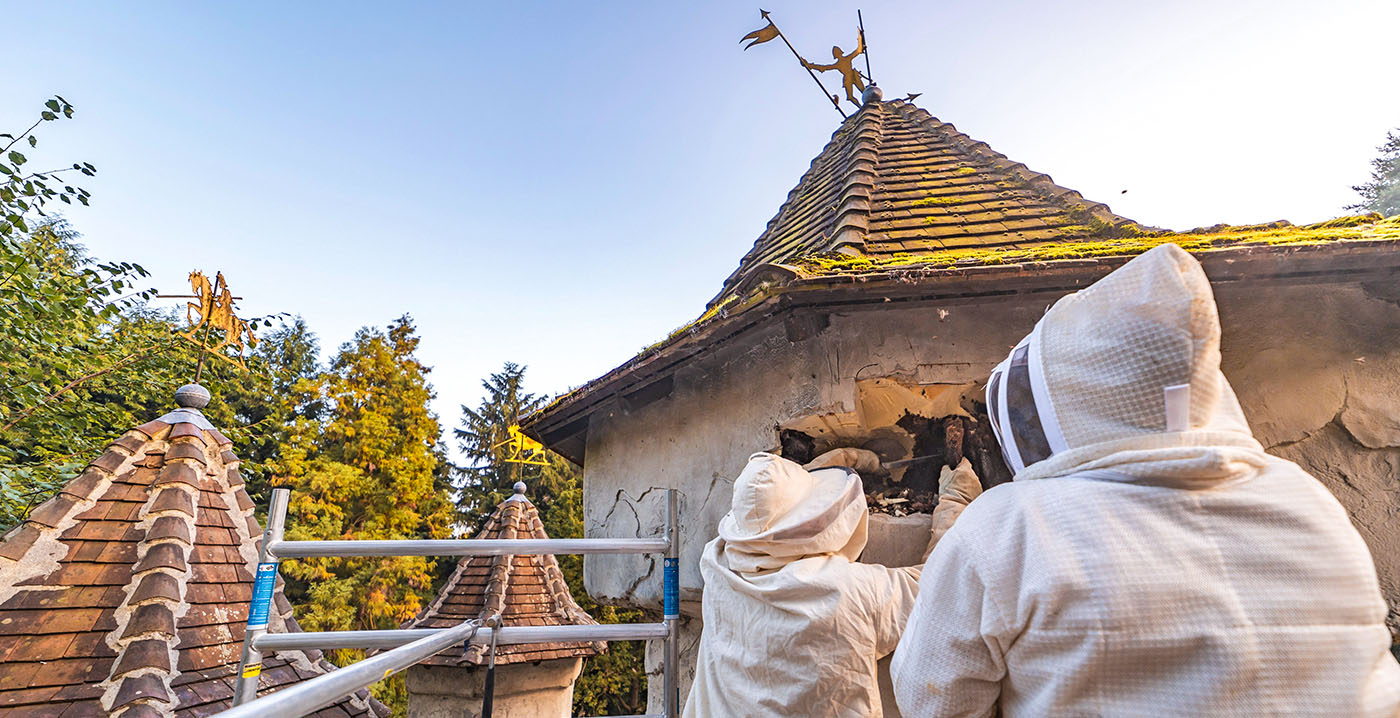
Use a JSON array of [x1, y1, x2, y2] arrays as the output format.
[[580, 278, 1400, 712], [406, 658, 582, 718]]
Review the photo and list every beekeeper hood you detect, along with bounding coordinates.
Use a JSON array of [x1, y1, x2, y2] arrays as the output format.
[[987, 243, 1266, 485], [716, 453, 868, 573]]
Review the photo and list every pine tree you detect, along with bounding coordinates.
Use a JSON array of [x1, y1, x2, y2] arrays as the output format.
[[274, 316, 454, 713], [455, 363, 647, 715], [453, 362, 537, 521], [1350, 129, 1400, 216]]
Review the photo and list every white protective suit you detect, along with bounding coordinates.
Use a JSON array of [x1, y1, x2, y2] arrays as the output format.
[[891, 243, 1400, 717], [684, 451, 977, 718]]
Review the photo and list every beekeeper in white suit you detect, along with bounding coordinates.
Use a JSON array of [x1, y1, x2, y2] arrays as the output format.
[[891, 243, 1400, 716], [683, 446, 982, 718]]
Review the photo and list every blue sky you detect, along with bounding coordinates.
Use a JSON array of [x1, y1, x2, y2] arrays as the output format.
[[6, 0, 1398, 445]]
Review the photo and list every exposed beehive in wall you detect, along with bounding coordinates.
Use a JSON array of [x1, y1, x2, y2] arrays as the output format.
[[777, 377, 1012, 515]]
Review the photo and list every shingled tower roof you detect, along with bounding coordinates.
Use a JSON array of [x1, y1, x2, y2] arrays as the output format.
[[406, 482, 603, 666], [713, 97, 1145, 304], [0, 386, 384, 718]]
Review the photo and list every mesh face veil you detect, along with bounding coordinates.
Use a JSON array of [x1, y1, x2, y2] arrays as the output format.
[[987, 324, 1069, 476]]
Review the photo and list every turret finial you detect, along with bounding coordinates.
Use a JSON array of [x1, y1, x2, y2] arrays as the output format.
[[174, 383, 211, 410]]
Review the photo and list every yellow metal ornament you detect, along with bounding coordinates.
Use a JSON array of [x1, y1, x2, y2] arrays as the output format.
[[164, 270, 259, 378], [495, 425, 550, 467]]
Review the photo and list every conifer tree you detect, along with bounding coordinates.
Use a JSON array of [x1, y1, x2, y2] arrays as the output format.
[[455, 363, 647, 715], [1350, 128, 1400, 216], [274, 316, 454, 712]]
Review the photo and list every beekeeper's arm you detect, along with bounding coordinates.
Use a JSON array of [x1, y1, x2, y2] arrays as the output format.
[[890, 518, 1010, 717], [804, 449, 983, 563], [805, 449, 985, 654], [926, 458, 982, 559]]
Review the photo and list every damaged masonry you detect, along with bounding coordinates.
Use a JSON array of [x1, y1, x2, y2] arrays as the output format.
[[521, 94, 1400, 715]]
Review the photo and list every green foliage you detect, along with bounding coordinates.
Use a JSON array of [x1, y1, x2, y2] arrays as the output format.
[[1350, 128, 1400, 217], [0, 101, 305, 526], [0, 97, 93, 239], [273, 316, 454, 715], [455, 363, 647, 716]]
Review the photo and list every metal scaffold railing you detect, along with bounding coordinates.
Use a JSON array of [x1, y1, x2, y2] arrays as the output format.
[[212, 487, 681, 718]]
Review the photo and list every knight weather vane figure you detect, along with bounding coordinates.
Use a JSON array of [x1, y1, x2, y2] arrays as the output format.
[[802, 34, 867, 108]]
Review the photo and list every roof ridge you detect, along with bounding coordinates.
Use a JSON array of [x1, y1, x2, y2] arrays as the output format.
[[101, 427, 205, 717], [709, 107, 878, 307], [463, 502, 521, 663], [824, 103, 884, 256]]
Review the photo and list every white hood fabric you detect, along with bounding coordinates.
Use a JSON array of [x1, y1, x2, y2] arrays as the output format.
[[684, 453, 922, 718], [892, 244, 1400, 717]]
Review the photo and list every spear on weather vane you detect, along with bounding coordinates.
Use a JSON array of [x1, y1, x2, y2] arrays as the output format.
[[741, 9, 847, 118]]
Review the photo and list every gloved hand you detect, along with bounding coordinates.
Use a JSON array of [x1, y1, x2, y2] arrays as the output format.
[[938, 457, 983, 506], [803, 447, 882, 475], [926, 458, 983, 558]]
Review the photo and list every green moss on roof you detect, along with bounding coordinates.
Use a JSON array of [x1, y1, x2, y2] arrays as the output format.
[[912, 195, 961, 207], [796, 213, 1400, 275]]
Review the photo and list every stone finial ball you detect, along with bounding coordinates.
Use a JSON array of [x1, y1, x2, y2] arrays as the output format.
[[862, 84, 883, 105], [174, 383, 211, 409], [513, 481, 527, 495]]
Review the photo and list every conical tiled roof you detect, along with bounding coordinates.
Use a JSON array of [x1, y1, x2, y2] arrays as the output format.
[[0, 393, 384, 717], [405, 484, 603, 666], [713, 98, 1145, 304]]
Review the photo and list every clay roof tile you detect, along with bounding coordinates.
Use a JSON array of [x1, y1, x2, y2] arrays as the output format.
[[149, 491, 195, 517], [165, 442, 207, 466], [153, 463, 201, 490], [121, 603, 177, 639], [145, 516, 192, 545], [132, 542, 187, 574], [130, 573, 181, 604], [112, 638, 171, 675], [89, 450, 128, 474], [110, 673, 170, 709]]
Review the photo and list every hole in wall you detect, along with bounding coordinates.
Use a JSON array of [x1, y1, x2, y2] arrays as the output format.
[[778, 377, 1012, 515]]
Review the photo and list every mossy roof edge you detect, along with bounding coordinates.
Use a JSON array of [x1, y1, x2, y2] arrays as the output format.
[[525, 214, 1400, 437]]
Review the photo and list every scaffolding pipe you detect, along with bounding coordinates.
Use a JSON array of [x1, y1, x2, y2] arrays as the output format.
[[217, 619, 484, 718], [232, 487, 288, 705], [269, 537, 670, 558], [254, 622, 670, 651], [663, 489, 680, 717], [222, 487, 683, 717]]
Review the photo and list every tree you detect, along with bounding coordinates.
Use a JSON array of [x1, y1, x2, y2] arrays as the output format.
[[455, 363, 648, 716], [273, 315, 454, 714], [0, 99, 293, 526], [1350, 128, 1400, 216], [218, 318, 324, 502]]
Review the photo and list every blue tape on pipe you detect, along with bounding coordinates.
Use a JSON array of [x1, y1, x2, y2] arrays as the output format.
[[663, 557, 679, 619], [247, 562, 277, 628]]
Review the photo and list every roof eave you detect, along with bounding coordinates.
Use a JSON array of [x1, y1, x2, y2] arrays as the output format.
[[522, 239, 1400, 465]]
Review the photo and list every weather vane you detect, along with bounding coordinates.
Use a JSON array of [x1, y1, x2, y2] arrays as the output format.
[[741, 9, 877, 116], [494, 425, 550, 467], [158, 270, 259, 381]]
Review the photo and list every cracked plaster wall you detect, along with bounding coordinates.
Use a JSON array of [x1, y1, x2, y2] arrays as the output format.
[[583, 281, 1400, 712]]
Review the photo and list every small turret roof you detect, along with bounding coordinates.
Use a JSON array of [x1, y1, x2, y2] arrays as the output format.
[[0, 394, 384, 717], [405, 485, 602, 667]]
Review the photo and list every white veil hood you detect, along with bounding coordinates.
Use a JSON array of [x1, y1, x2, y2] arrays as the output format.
[[987, 243, 1267, 485]]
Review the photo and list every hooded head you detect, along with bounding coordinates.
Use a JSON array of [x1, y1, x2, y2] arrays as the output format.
[[987, 243, 1265, 484], [716, 453, 868, 573]]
